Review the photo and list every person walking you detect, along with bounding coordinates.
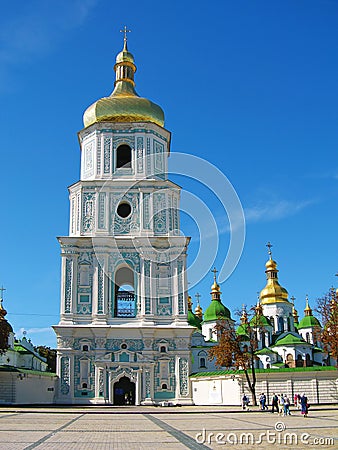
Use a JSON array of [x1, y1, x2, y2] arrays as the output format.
[[284, 395, 291, 415], [259, 393, 268, 410], [278, 394, 285, 416], [300, 393, 309, 417], [242, 394, 250, 411], [271, 393, 278, 413]]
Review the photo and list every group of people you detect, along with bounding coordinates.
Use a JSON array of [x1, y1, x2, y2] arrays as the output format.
[[242, 392, 309, 417], [270, 393, 292, 416], [294, 392, 310, 417]]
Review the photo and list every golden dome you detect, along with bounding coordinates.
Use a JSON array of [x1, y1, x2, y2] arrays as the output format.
[[195, 304, 203, 319], [304, 295, 312, 316], [265, 259, 277, 270], [83, 38, 164, 128], [211, 280, 221, 293], [187, 295, 192, 311], [116, 47, 135, 64], [259, 256, 289, 305]]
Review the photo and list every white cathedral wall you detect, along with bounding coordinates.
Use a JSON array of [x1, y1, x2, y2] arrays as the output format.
[[261, 302, 294, 332]]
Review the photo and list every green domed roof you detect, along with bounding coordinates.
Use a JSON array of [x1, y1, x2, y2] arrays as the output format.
[[250, 314, 272, 328], [236, 323, 249, 339], [203, 300, 231, 322], [188, 310, 202, 330], [298, 315, 321, 329], [273, 332, 309, 347]]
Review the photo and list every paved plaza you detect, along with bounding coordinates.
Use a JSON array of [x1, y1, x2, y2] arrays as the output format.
[[0, 405, 337, 450]]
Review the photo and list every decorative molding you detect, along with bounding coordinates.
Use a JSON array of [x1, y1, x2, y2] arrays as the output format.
[[65, 258, 72, 313], [98, 192, 106, 229], [82, 192, 96, 232], [144, 260, 151, 314], [153, 192, 167, 234], [103, 137, 111, 174], [97, 264, 104, 314], [137, 136, 144, 173], [179, 358, 189, 396], [110, 192, 140, 234], [97, 134, 101, 175], [105, 339, 144, 351], [146, 138, 151, 175], [177, 259, 184, 315], [60, 357, 70, 395], [143, 193, 150, 230], [84, 141, 94, 177]]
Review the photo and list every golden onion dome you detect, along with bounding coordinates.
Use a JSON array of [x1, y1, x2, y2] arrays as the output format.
[[304, 295, 312, 316], [259, 256, 289, 305], [195, 303, 203, 320], [116, 47, 135, 64], [265, 259, 277, 270], [83, 36, 164, 128], [187, 295, 193, 311], [211, 280, 221, 293]]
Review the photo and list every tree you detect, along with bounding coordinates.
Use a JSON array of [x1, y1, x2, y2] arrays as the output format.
[[316, 288, 338, 366], [208, 306, 266, 407], [36, 346, 57, 372], [0, 307, 11, 355]]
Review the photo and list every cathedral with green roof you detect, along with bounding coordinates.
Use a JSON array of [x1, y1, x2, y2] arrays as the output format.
[[189, 245, 326, 373]]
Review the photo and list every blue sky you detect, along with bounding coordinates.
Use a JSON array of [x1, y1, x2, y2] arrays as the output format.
[[1, 0, 337, 348]]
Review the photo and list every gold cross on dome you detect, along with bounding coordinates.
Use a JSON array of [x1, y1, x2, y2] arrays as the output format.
[[0, 285, 6, 301], [211, 267, 218, 281], [120, 25, 131, 44], [266, 241, 273, 258], [195, 292, 201, 304]]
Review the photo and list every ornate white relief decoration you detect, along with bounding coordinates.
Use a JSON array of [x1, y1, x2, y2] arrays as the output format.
[[84, 142, 94, 177]]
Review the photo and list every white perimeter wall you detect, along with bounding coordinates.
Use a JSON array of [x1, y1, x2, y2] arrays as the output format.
[[191, 370, 338, 406], [192, 378, 241, 406], [0, 372, 57, 404]]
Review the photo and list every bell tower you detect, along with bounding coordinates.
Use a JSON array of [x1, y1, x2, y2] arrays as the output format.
[[53, 30, 194, 405]]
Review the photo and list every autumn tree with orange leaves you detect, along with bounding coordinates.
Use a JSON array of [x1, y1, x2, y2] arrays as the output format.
[[316, 288, 338, 366], [0, 304, 11, 355], [208, 306, 266, 407]]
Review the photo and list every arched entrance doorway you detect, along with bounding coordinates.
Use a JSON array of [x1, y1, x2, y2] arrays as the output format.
[[113, 376, 135, 405]]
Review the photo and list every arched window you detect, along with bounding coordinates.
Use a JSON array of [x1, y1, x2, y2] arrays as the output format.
[[116, 145, 131, 168], [161, 383, 168, 390], [199, 357, 206, 368], [114, 266, 135, 318], [296, 354, 303, 367], [306, 332, 310, 343], [278, 317, 284, 332], [286, 316, 291, 331], [160, 346, 166, 353], [82, 382, 87, 389], [82, 345, 89, 352], [261, 332, 266, 348]]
